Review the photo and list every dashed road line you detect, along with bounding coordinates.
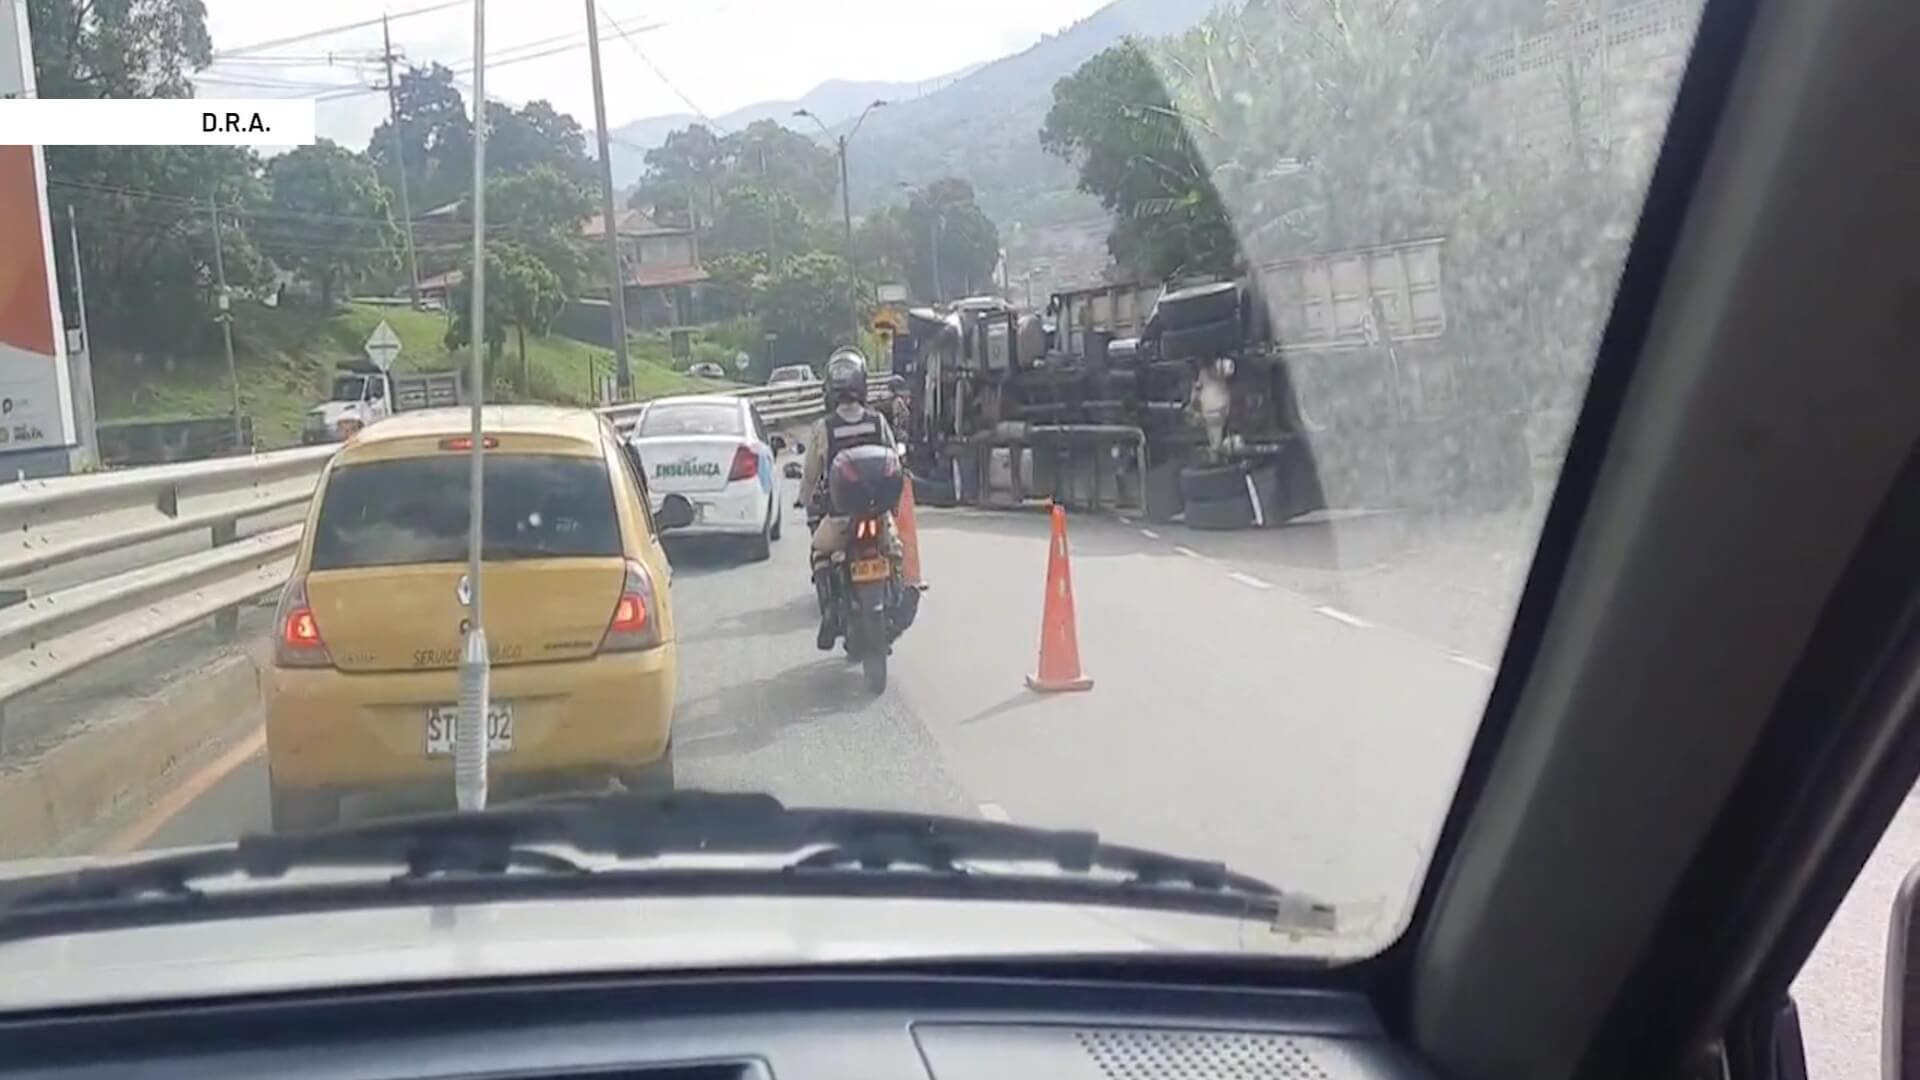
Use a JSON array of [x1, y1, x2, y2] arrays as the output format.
[[1449, 654, 1496, 673], [1139, 528, 1161, 540], [977, 802, 1012, 823], [1227, 572, 1274, 591], [1313, 605, 1373, 629], [1173, 545, 1204, 559]]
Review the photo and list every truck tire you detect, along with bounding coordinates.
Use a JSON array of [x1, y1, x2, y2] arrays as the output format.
[[1159, 316, 1242, 361], [910, 471, 958, 507], [1179, 461, 1251, 503], [1183, 491, 1258, 530], [1143, 462, 1184, 523], [1153, 282, 1241, 330]]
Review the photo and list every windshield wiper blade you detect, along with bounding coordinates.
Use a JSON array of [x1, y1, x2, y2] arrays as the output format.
[[0, 791, 1339, 940]]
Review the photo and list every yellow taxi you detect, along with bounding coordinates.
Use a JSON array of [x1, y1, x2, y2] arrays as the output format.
[[264, 406, 694, 830]]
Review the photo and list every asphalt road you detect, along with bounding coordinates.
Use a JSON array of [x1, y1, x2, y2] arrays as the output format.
[[128, 478, 1894, 1078]]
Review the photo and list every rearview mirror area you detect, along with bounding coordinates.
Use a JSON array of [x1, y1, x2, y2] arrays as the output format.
[[655, 494, 697, 532], [1885, 861, 1920, 1079]]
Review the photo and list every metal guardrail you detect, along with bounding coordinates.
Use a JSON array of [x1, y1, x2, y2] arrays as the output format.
[[0, 381, 891, 721]]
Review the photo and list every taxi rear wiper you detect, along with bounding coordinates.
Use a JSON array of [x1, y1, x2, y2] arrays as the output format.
[[0, 791, 1340, 942]]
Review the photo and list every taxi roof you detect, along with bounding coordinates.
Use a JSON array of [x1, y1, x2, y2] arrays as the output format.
[[336, 406, 613, 463], [348, 406, 609, 445]]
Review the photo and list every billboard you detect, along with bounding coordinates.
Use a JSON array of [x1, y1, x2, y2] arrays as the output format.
[[0, 0, 77, 455]]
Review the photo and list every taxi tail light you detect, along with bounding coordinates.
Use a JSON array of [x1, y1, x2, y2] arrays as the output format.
[[273, 576, 333, 669], [600, 559, 663, 653], [728, 445, 758, 482]]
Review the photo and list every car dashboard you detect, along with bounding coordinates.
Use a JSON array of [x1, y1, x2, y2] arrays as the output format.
[[0, 972, 1432, 1080]]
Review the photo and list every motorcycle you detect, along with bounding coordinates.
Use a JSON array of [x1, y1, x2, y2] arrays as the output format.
[[804, 444, 919, 693]]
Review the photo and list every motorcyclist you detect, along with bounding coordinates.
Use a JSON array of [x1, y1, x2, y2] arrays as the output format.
[[800, 348, 900, 650]]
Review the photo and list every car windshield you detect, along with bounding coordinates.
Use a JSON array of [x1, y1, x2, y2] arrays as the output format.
[[637, 402, 743, 438], [1, 0, 1711, 996]]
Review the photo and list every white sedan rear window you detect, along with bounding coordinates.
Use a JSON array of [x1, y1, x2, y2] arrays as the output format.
[[637, 403, 744, 437]]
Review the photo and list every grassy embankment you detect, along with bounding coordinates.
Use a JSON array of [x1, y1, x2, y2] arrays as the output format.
[[94, 302, 726, 449]]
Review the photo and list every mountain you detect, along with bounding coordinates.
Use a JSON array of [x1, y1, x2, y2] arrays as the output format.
[[607, 70, 978, 187], [836, 0, 1221, 228], [609, 0, 1221, 233]]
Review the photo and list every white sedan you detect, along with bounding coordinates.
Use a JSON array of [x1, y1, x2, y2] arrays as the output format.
[[627, 395, 787, 560]]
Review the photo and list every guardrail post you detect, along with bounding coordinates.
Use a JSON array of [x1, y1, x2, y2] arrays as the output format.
[[211, 520, 240, 639]]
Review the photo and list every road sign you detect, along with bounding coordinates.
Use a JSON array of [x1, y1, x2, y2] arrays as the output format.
[[364, 319, 403, 371], [733, 351, 751, 372]]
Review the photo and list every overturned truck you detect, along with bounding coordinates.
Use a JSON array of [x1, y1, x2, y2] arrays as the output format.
[[888, 237, 1534, 528]]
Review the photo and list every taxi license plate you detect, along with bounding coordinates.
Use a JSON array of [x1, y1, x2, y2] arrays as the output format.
[[424, 704, 513, 755], [850, 557, 891, 583]]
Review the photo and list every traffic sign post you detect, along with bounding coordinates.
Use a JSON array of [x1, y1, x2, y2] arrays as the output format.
[[364, 319, 403, 372]]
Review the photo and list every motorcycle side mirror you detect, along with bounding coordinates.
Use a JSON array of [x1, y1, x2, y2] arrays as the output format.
[[1883, 861, 1920, 1078], [768, 434, 787, 453], [783, 462, 803, 480], [655, 494, 696, 532]]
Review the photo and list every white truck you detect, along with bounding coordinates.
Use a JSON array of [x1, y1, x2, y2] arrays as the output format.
[[301, 364, 462, 444]]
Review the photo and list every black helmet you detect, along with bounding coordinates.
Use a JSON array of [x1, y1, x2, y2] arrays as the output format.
[[888, 374, 907, 394], [825, 349, 867, 406]]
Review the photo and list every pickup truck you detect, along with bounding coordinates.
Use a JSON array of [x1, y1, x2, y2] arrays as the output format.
[[302, 364, 463, 444]]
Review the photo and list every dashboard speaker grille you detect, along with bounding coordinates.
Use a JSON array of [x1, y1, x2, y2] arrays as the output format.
[[1074, 1028, 1332, 1080]]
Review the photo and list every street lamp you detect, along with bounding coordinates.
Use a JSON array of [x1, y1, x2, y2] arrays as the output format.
[[795, 100, 886, 341]]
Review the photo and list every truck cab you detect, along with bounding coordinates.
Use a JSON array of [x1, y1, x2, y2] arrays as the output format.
[[303, 366, 391, 445]]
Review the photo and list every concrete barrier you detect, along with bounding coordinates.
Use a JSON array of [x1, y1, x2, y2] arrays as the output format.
[[0, 642, 266, 858]]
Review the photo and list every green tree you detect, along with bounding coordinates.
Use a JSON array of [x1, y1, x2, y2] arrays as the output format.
[[486, 165, 593, 293], [444, 244, 564, 391], [259, 140, 397, 311], [26, 0, 211, 98], [901, 178, 1001, 301], [29, 0, 274, 350], [486, 99, 592, 181], [366, 63, 474, 214], [760, 251, 863, 362], [705, 181, 817, 259], [632, 123, 726, 228], [1041, 39, 1234, 279]]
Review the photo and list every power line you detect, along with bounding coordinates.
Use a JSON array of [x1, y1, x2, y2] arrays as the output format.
[[596, 3, 723, 132], [214, 0, 469, 59]]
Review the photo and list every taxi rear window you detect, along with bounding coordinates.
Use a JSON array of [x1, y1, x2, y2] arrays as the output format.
[[311, 453, 621, 570]]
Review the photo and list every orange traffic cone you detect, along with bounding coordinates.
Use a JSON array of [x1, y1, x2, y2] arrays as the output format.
[[1026, 504, 1093, 693], [896, 475, 926, 589]]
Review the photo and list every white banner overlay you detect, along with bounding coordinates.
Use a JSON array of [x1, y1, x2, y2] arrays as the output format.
[[0, 99, 317, 146]]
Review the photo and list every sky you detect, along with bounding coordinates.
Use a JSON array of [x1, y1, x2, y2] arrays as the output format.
[[194, 0, 1117, 150]]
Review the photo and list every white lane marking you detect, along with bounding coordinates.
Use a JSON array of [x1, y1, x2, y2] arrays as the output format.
[[1117, 516, 1133, 525], [1139, 528, 1161, 540], [675, 728, 739, 747], [1173, 545, 1203, 559], [1314, 605, 1373, 629], [1449, 654, 1496, 673], [1227, 571, 1274, 591], [978, 802, 1012, 823]]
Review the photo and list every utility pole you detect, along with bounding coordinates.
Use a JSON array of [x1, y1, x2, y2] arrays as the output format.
[[207, 194, 244, 451], [583, 0, 633, 399], [930, 211, 944, 303], [761, 145, 776, 268], [382, 15, 423, 309]]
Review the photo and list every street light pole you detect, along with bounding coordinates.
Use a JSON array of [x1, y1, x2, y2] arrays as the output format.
[[796, 100, 885, 345], [206, 193, 244, 451]]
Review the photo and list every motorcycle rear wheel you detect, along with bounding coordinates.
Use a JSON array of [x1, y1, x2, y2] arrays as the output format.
[[862, 652, 888, 693]]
